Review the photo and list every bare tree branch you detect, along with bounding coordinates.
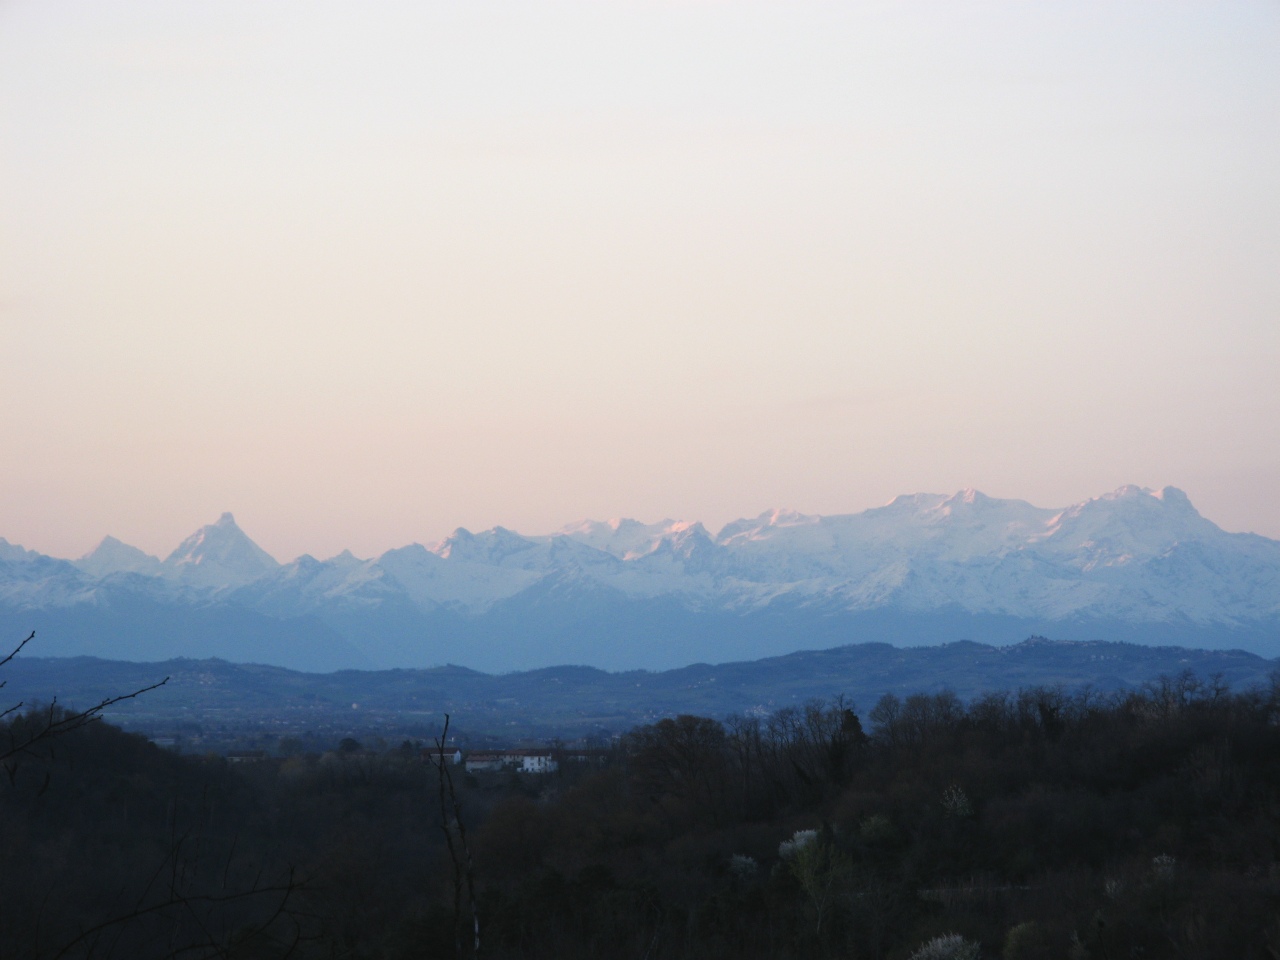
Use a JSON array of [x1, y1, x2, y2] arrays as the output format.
[[49, 874, 304, 960], [0, 629, 36, 672], [2, 678, 170, 769], [433, 714, 480, 958]]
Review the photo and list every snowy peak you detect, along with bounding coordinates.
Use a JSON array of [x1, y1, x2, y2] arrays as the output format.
[[6, 484, 1279, 641], [933, 488, 1000, 514], [1153, 485, 1198, 513], [715, 508, 820, 545], [647, 521, 714, 556], [707, 487, 1239, 588], [882, 492, 952, 513], [433, 526, 539, 564], [323, 549, 365, 568], [75, 535, 163, 578], [163, 512, 280, 587], [934, 488, 988, 510], [0, 537, 40, 564], [1040, 485, 1215, 557], [557, 517, 696, 559]]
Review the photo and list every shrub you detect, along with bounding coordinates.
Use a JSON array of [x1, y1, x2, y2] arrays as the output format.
[[909, 932, 982, 960], [778, 829, 818, 860]]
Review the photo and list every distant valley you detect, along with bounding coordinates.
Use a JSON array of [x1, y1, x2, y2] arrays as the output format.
[[4, 637, 1275, 742]]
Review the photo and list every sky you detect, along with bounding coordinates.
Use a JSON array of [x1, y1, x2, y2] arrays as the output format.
[[2, 0, 1278, 562]]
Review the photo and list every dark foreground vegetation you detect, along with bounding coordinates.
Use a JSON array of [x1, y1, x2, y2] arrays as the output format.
[[4, 664, 1280, 958]]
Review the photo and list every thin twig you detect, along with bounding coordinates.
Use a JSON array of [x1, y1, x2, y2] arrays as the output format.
[[0, 677, 170, 765]]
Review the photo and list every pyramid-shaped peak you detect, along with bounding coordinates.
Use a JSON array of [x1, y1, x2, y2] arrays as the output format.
[[83, 534, 154, 561], [76, 535, 162, 579], [163, 513, 279, 587]]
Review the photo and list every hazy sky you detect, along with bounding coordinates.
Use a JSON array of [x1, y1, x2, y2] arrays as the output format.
[[2, 0, 1278, 561]]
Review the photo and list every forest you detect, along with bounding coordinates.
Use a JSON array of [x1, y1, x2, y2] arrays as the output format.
[[3, 657, 1279, 959]]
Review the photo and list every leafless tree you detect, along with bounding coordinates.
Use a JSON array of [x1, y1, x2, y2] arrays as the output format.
[[1, 631, 170, 782], [431, 714, 479, 958], [2, 630, 314, 959]]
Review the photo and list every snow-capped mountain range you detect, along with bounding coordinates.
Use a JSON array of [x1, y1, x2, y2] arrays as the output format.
[[3, 486, 1279, 672]]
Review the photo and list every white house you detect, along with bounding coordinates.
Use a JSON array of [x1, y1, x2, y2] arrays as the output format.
[[518, 751, 558, 773], [462, 749, 559, 774]]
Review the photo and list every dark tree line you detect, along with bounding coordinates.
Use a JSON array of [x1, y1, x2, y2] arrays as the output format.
[[469, 675, 1280, 959], [4, 624, 1280, 959]]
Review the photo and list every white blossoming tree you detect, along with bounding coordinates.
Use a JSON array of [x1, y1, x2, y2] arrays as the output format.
[[908, 932, 982, 960]]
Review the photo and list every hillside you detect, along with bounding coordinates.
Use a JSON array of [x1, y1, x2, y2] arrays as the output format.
[[4, 636, 1273, 740]]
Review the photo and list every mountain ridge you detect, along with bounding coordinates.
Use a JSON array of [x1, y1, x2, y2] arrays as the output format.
[[5, 485, 1280, 672], [2, 636, 1274, 740]]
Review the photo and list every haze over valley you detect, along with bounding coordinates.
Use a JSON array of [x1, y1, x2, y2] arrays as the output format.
[[3, 4, 1279, 956]]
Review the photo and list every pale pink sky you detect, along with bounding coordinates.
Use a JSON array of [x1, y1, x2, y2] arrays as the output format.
[[2, 1, 1278, 561]]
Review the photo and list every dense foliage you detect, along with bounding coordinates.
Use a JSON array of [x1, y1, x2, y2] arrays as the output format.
[[3, 671, 1280, 958]]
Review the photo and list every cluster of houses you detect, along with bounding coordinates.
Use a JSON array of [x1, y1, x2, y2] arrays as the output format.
[[461, 749, 560, 774], [423, 747, 609, 775], [218, 745, 609, 772]]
